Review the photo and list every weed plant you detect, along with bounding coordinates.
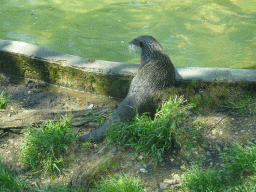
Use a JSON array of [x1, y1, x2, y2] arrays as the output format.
[[85, 109, 110, 126], [0, 91, 11, 109], [19, 114, 78, 177], [181, 141, 256, 191], [90, 174, 147, 192], [222, 141, 256, 181], [0, 156, 85, 192], [97, 154, 119, 175], [185, 82, 245, 114], [107, 96, 193, 164], [0, 155, 25, 192], [91, 111, 109, 126], [33, 173, 146, 192], [182, 164, 226, 191], [225, 91, 256, 116], [35, 184, 87, 192]]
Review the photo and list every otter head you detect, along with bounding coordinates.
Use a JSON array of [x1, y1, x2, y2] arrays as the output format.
[[129, 35, 169, 67]]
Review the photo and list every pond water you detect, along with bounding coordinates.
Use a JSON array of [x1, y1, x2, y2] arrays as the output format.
[[0, 0, 255, 69]]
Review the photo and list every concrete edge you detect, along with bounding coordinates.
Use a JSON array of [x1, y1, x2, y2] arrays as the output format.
[[0, 39, 255, 95]]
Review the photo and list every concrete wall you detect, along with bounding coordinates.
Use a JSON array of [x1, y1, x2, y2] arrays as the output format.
[[0, 39, 255, 98]]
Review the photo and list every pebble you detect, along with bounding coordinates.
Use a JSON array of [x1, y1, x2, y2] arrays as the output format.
[[159, 182, 168, 189], [159, 173, 182, 190], [139, 168, 148, 173], [88, 104, 94, 109]]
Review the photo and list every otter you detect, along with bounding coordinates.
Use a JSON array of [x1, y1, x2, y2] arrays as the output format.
[[79, 35, 176, 142]]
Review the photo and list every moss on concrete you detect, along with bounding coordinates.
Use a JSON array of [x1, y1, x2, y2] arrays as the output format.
[[163, 80, 256, 114], [0, 51, 132, 99], [1, 51, 255, 103]]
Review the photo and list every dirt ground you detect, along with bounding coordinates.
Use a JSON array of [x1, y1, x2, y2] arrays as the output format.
[[0, 73, 255, 191]]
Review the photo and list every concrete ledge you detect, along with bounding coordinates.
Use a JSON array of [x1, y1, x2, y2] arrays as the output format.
[[178, 67, 256, 82], [0, 39, 255, 98]]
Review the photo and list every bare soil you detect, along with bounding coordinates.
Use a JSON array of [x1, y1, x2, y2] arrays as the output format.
[[0, 73, 255, 191]]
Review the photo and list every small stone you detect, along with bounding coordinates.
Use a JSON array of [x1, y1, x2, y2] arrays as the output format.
[[180, 164, 186, 169], [139, 168, 148, 173], [88, 104, 94, 109], [159, 182, 168, 190], [240, 130, 245, 133], [163, 179, 176, 185], [172, 184, 181, 189], [173, 174, 180, 179], [15, 168, 22, 174]]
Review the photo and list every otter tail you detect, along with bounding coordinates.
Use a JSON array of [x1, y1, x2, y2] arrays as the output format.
[[78, 94, 148, 142]]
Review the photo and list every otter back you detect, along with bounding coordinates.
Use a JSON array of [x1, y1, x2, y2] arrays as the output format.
[[79, 35, 176, 142]]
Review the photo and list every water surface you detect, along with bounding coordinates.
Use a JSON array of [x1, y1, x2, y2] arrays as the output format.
[[0, 0, 255, 68]]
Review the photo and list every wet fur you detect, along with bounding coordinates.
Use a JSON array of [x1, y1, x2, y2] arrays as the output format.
[[79, 35, 176, 142]]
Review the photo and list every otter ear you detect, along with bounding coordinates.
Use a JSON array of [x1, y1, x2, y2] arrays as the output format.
[[139, 42, 143, 48]]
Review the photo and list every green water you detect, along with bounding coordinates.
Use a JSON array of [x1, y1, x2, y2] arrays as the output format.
[[0, 0, 255, 69]]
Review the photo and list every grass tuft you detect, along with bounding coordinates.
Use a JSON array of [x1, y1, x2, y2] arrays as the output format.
[[90, 174, 147, 192], [225, 91, 256, 116], [0, 91, 11, 109], [19, 114, 78, 177], [182, 164, 227, 191], [181, 141, 256, 192], [0, 155, 25, 192], [108, 96, 193, 164]]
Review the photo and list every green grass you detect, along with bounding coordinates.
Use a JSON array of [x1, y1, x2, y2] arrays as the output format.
[[225, 91, 256, 116], [19, 114, 78, 177], [0, 156, 147, 192], [0, 91, 11, 109], [181, 141, 256, 192], [0, 155, 26, 192], [34, 184, 87, 192], [181, 164, 226, 191], [3, 141, 256, 191], [90, 174, 147, 192], [185, 81, 248, 115], [2, 89, 255, 191], [107, 96, 194, 165], [91, 111, 109, 126], [84, 109, 111, 126], [222, 141, 256, 180]]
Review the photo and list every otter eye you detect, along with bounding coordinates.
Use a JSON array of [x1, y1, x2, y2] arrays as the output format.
[[139, 42, 143, 48]]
